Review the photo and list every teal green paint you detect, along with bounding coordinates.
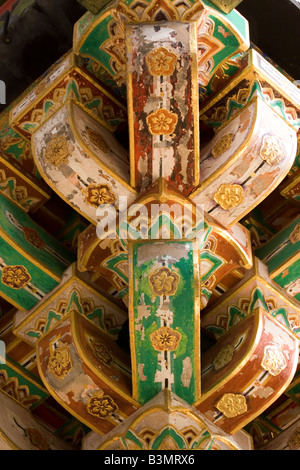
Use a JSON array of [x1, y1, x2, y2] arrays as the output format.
[[86, 308, 106, 330], [104, 252, 129, 284], [152, 427, 186, 449], [273, 262, 300, 302], [272, 307, 294, 331], [66, 80, 81, 101], [192, 430, 211, 449], [204, 285, 298, 338], [27, 310, 62, 338], [205, 324, 225, 337], [124, 430, 144, 449], [201, 286, 212, 305], [45, 311, 63, 333], [201, 0, 249, 40], [206, 15, 240, 75], [149, 214, 183, 240], [0, 194, 75, 277], [0, 236, 58, 310], [206, 437, 216, 450], [249, 287, 269, 312], [199, 224, 214, 249], [79, 16, 114, 74], [200, 251, 223, 283], [26, 305, 119, 340], [256, 217, 300, 274], [203, 76, 300, 130], [78, 0, 248, 101], [118, 414, 213, 450], [44, 100, 54, 114], [66, 290, 83, 313], [0, 359, 48, 408], [132, 241, 199, 405], [27, 330, 44, 339], [23, 122, 37, 132], [121, 214, 185, 241], [228, 305, 245, 328]]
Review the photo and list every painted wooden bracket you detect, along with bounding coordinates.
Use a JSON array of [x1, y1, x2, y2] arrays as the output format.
[[77, 223, 130, 306], [0, 389, 71, 450], [73, 0, 249, 100], [200, 220, 252, 308], [242, 189, 300, 248], [198, 258, 300, 434], [0, 357, 49, 409], [191, 96, 298, 228], [0, 192, 75, 311], [0, 308, 37, 373], [200, 47, 300, 132], [9, 51, 127, 141], [13, 262, 128, 348], [196, 306, 299, 434], [0, 107, 39, 178], [128, 238, 201, 405], [36, 310, 139, 435], [0, 107, 51, 209], [201, 257, 300, 339], [77, 179, 252, 309], [82, 389, 254, 450], [205, 266, 246, 306], [31, 100, 137, 225], [194, 48, 300, 229], [0, 150, 50, 213], [122, 179, 252, 309]]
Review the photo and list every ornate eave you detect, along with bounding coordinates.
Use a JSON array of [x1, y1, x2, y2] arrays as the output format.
[[0, 0, 299, 451]]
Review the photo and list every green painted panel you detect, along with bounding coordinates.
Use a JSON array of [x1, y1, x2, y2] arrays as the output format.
[[0, 108, 40, 177], [0, 193, 75, 277], [0, 357, 49, 409], [256, 216, 300, 274], [130, 240, 200, 405], [202, 0, 249, 40], [0, 235, 59, 310]]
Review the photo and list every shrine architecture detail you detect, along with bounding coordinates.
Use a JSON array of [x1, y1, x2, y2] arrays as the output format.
[[0, 0, 300, 451]]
